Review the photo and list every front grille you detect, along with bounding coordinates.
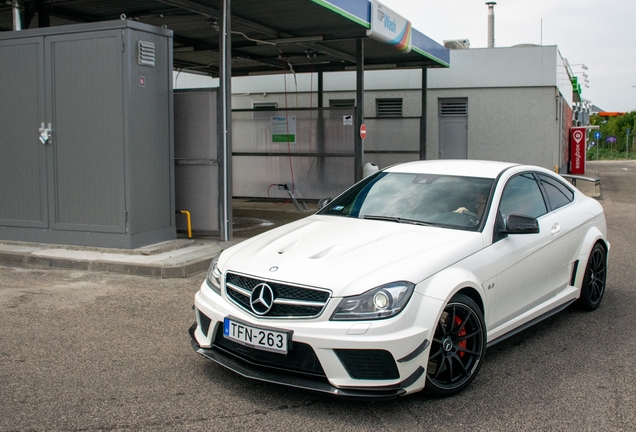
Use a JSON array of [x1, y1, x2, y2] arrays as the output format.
[[225, 272, 331, 318], [212, 325, 326, 378], [334, 349, 400, 380]]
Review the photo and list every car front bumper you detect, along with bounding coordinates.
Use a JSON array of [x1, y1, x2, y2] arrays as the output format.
[[190, 280, 443, 398], [189, 323, 425, 399]]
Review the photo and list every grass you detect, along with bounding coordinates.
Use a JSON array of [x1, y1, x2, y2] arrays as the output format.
[[586, 147, 636, 160]]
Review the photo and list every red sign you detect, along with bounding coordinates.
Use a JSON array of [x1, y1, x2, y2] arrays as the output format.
[[360, 124, 367, 140], [570, 127, 586, 174]]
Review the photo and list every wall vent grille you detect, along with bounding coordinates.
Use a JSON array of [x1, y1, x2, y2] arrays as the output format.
[[439, 99, 468, 116], [376, 98, 403, 117], [329, 99, 355, 108], [252, 101, 278, 110]]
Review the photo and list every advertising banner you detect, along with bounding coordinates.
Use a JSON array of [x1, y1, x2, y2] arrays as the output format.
[[570, 127, 586, 174], [366, 0, 412, 53]]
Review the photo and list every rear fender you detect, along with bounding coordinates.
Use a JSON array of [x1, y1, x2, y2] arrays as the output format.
[[572, 225, 609, 289]]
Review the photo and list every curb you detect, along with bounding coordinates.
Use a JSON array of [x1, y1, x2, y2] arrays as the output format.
[[0, 251, 212, 279]]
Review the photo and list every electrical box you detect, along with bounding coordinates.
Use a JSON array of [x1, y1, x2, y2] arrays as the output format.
[[0, 20, 175, 248]]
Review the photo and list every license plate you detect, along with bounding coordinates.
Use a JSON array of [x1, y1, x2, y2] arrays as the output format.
[[223, 317, 290, 354]]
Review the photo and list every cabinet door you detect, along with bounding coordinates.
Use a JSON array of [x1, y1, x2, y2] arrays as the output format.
[[0, 37, 48, 228], [45, 30, 126, 233]]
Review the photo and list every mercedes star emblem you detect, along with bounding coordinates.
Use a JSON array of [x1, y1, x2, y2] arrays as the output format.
[[250, 283, 275, 315]]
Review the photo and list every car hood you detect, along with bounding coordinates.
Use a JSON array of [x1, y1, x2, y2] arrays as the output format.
[[220, 215, 484, 297]]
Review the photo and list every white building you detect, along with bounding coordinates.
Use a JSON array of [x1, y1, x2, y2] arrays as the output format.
[[177, 44, 576, 174]]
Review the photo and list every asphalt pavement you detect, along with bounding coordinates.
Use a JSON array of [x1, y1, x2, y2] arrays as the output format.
[[0, 160, 634, 431]]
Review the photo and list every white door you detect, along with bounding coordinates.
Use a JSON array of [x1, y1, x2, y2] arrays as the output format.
[[489, 173, 560, 328]]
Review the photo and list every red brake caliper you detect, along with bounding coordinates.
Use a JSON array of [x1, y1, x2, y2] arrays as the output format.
[[455, 316, 467, 357]]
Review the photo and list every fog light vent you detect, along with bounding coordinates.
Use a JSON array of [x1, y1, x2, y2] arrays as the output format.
[[197, 309, 212, 338], [334, 349, 399, 380]]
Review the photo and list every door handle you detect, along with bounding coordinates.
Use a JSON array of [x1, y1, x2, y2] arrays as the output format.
[[551, 223, 561, 235], [39, 122, 52, 145]]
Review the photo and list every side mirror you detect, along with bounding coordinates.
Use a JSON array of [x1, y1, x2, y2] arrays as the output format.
[[502, 214, 540, 235], [317, 198, 333, 210]]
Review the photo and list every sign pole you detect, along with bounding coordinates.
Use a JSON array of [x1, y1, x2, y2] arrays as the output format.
[[593, 130, 601, 160], [627, 128, 630, 160]]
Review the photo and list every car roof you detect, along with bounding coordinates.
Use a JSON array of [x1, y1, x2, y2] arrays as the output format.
[[383, 159, 520, 179]]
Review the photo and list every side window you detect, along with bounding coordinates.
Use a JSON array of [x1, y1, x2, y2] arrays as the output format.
[[538, 174, 574, 210], [499, 174, 547, 219]]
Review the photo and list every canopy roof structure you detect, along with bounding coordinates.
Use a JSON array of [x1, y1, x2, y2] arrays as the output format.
[[1, 0, 449, 242], [0, 0, 449, 76]]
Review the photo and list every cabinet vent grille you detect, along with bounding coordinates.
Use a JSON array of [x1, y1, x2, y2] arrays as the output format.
[[138, 41, 156, 67]]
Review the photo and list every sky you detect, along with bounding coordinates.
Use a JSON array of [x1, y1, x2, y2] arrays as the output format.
[[382, 0, 636, 112]]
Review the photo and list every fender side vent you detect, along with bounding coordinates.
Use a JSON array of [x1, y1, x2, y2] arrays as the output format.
[[570, 260, 580, 286]]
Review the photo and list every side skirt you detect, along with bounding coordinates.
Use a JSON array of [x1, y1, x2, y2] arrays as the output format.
[[486, 299, 576, 348]]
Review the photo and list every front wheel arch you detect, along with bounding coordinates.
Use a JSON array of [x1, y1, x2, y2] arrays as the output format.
[[455, 287, 484, 319]]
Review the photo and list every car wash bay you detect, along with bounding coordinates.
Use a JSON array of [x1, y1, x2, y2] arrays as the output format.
[[0, 0, 449, 245]]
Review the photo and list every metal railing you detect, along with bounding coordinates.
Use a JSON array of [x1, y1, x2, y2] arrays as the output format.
[[559, 174, 601, 187]]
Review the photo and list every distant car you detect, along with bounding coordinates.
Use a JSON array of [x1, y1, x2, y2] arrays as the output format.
[[189, 160, 608, 398]]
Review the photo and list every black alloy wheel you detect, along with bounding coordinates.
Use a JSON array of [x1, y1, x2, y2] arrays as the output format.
[[576, 243, 607, 311], [426, 293, 486, 397]]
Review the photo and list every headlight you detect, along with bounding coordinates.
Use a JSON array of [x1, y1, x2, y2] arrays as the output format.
[[205, 254, 222, 295], [330, 281, 415, 321]]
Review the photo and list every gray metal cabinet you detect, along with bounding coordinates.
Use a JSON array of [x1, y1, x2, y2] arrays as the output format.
[[1, 36, 47, 229], [0, 20, 175, 248]]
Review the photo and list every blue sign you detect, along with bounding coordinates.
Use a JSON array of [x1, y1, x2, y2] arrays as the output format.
[[594, 131, 602, 139], [607, 136, 617, 143]]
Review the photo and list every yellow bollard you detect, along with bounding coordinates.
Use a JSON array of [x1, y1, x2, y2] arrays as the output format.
[[176, 210, 192, 238]]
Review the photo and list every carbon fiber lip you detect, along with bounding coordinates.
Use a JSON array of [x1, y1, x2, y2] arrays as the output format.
[[188, 323, 417, 400]]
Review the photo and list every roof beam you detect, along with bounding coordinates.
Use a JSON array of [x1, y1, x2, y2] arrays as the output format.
[[156, 0, 284, 38], [33, 2, 102, 23], [299, 42, 356, 64]]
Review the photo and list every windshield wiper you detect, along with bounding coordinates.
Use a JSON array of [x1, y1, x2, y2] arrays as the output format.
[[362, 215, 434, 226]]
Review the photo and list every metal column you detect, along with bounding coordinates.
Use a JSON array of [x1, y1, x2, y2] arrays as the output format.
[[219, 0, 233, 241], [420, 67, 428, 160], [317, 72, 323, 108], [317, 72, 325, 183], [355, 39, 364, 182], [12, 0, 22, 30]]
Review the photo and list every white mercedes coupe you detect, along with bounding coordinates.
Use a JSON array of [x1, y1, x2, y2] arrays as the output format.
[[189, 160, 608, 398]]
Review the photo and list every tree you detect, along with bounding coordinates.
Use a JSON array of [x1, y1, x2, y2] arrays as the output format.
[[590, 111, 636, 150]]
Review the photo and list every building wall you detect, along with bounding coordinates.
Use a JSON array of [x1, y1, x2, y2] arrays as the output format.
[[174, 45, 575, 173], [230, 86, 564, 170], [427, 46, 559, 90], [427, 86, 562, 169], [231, 89, 424, 118]]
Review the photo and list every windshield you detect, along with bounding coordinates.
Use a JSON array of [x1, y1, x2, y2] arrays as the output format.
[[318, 172, 494, 231]]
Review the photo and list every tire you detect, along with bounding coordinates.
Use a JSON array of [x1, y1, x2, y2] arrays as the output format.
[[576, 243, 607, 311], [425, 293, 486, 397]]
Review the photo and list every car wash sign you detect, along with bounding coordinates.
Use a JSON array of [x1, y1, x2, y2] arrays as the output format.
[[366, 0, 412, 53], [570, 127, 587, 175]]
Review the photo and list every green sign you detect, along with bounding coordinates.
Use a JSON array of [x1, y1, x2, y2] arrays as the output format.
[[272, 116, 296, 143]]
